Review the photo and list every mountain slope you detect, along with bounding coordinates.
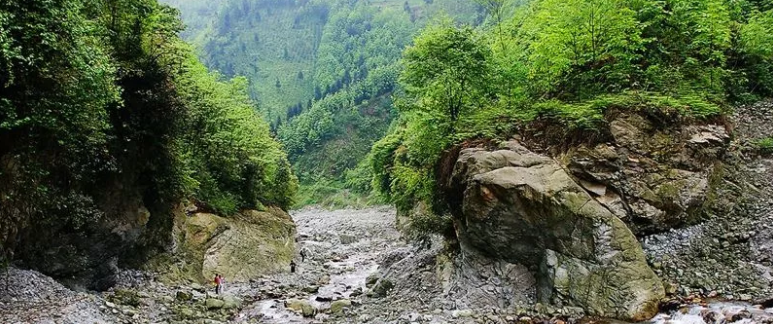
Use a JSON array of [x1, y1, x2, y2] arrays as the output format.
[[162, 0, 485, 205], [167, 0, 483, 122]]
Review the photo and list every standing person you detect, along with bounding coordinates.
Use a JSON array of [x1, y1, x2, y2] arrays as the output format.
[[300, 247, 307, 262], [214, 274, 222, 295], [290, 260, 296, 273]]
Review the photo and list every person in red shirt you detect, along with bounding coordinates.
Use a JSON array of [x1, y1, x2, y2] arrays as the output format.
[[214, 274, 222, 295]]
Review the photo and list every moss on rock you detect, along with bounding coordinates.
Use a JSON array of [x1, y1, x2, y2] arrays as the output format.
[[330, 299, 352, 314], [453, 142, 664, 321], [149, 206, 296, 284]]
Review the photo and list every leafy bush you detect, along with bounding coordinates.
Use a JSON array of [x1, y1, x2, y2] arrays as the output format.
[[758, 137, 773, 154], [370, 130, 405, 197], [173, 64, 298, 213], [344, 158, 375, 195], [409, 212, 455, 238], [738, 9, 773, 99], [532, 93, 724, 129]]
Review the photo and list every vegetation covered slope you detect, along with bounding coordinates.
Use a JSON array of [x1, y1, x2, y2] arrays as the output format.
[[155, 0, 225, 40], [0, 0, 297, 269], [371, 0, 773, 232], [161, 0, 484, 207]]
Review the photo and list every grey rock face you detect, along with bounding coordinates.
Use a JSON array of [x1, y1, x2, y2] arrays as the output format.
[[449, 142, 664, 321], [565, 113, 729, 234], [636, 102, 773, 302]]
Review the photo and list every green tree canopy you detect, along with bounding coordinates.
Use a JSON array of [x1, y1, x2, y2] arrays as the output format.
[[401, 23, 493, 126]]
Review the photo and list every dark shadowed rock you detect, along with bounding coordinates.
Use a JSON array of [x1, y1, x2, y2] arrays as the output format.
[[365, 272, 380, 288], [176, 291, 193, 302], [371, 279, 394, 297]]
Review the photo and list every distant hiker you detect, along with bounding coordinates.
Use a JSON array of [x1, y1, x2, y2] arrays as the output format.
[[290, 260, 296, 273], [300, 247, 308, 262], [214, 274, 223, 295]]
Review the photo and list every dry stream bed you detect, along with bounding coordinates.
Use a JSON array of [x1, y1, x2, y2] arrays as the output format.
[[1, 207, 772, 324]]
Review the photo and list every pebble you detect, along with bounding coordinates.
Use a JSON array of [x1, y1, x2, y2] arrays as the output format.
[[452, 309, 474, 318]]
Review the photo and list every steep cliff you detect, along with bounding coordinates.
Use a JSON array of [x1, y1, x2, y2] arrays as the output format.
[[559, 113, 728, 234], [636, 102, 773, 302], [385, 102, 773, 320], [8, 181, 176, 291]]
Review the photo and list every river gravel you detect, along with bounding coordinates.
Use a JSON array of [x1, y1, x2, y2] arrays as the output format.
[[1, 206, 772, 324]]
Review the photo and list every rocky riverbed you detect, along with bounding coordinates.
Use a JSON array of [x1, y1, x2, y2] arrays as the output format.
[[1, 206, 772, 324]]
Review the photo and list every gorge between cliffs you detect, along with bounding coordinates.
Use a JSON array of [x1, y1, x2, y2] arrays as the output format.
[[2, 102, 773, 324], [3, 0, 773, 323]]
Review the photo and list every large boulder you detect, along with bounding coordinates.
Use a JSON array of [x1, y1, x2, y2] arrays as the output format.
[[205, 298, 225, 309], [330, 299, 352, 314], [285, 299, 316, 317], [370, 278, 394, 297], [222, 295, 243, 310], [152, 206, 297, 283], [450, 142, 664, 321]]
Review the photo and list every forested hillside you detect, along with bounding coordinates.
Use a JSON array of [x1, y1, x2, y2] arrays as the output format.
[[0, 0, 296, 276], [158, 0, 226, 40], [162, 0, 485, 207], [372, 0, 773, 233]]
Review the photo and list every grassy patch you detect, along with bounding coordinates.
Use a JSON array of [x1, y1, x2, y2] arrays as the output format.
[[530, 92, 724, 130], [758, 137, 773, 154], [293, 180, 382, 210]]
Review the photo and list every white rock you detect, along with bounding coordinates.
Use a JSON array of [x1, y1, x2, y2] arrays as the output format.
[[452, 309, 474, 318]]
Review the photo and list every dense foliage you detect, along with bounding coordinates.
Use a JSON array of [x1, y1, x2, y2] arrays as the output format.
[[0, 0, 297, 257], [163, 0, 484, 207], [372, 0, 773, 232]]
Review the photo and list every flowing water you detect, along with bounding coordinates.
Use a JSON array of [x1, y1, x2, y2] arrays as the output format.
[[646, 302, 773, 324]]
